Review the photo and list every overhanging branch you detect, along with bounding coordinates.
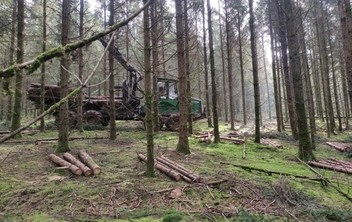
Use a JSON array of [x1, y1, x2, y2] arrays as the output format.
[[0, 0, 153, 78]]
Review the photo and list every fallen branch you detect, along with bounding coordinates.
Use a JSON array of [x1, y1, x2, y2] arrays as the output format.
[[0, 29, 117, 144], [138, 154, 181, 181], [308, 160, 352, 174], [63, 152, 92, 177], [78, 150, 101, 175], [220, 162, 324, 182], [4, 136, 108, 144], [297, 157, 352, 203], [48, 154, 82, 176]]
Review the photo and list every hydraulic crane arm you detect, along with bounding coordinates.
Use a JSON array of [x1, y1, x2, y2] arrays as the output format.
[[99, 37, 144, 101]]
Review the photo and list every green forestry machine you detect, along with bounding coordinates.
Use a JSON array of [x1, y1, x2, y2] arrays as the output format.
[[27, 37, 204, 130]]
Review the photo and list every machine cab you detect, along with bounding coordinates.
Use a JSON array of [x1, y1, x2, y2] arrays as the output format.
[[157, 77, 178, 99]]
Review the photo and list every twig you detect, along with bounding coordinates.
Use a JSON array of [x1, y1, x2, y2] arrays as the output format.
[[222, 213, 229, 222], [1, 151, 12, 164], [206, 185, 215, 200]]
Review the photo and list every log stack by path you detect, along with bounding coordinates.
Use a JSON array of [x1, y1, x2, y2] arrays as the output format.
[[138, 154, 203, 183], [48, 150, 101, 177], [326, 142, 351, 152], [308, 158, 352, 174]]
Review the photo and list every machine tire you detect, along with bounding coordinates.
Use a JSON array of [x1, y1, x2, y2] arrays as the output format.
[[165, 114, 180, 131], [83, 110, 103, 125], [55, 110, 77, 129]]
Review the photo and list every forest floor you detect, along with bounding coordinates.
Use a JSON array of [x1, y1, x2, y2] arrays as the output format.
[[1, 118, 352, 221]]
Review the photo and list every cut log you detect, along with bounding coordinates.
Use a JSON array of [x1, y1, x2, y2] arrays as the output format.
[[260, 138, 283, 149], [326, 142, 351, 152], [328, 158, 352, 167], [78, 150, 101, 175], [308, 160, 352, 174], [138, 154, 181, 181], [220, 136, 245, 145], [63, 152, 92, 177], [156, 156, 203, 183], [48, 154, 82, 176]]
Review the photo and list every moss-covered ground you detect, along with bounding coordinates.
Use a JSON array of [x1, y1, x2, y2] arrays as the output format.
[[1, 119, 352, 221]]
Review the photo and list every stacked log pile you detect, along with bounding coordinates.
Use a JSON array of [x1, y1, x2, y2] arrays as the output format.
[[27, 83, 75, 108], [308, 158, 352, 174], [48, 150, 101, 176], [138, 154, 203, 183], [326, 142, 351, 152]]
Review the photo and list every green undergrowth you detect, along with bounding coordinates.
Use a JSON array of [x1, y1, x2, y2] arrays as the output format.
[[1, 119, 352, 221]]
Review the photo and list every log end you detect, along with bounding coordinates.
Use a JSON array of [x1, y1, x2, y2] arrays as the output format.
[[84, 169, 93, 177], [93, 167, 101, 175]]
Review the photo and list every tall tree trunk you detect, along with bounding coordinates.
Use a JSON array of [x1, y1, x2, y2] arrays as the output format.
[[275, 38, 285, 131], [103, 1, 107, 96], [237, 10, 246, 126], [249, 0, 260, 143], [338, 41, 350, 129], [11, 0, 24, 138], [327, 21, 342, 132], [184, 0, 193, 135], [151, 0, 160, 132], [261, 35, 271, 120], [225, 1, 234, 130], [109, 0, 117, 140], [175, 0, 190, 154], [57, 0, 71, 152], [285, 0, 314, 161], [40, 0, 47, 132], [144, 0, 155, 177], [338, 0, 352, 121], [277, 0, 298, 140], [202, 0, 212, 127], [6, 3, 16, 122], [219, 0, 228, 122], [207, 0, 220, 143], [268, 2, 281, 132], [298, 6, 316, 149], [77, 0, 84, 133], [316, 2, 335, 135]]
